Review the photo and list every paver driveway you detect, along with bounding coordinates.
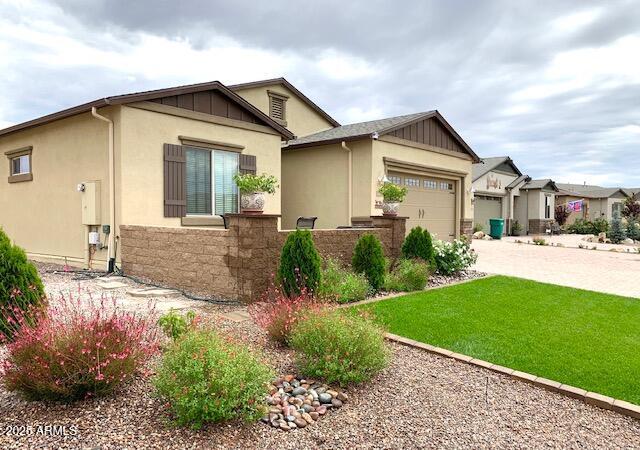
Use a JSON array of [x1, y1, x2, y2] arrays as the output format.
[[471, 239, 640, 298]]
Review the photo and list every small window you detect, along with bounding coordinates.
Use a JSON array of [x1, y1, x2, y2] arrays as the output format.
[[186, 148, 239, 216], [6, 146, 33, 183], [388, 175, 401, 185], [424, 180, 437, 189], [405, 177, 420, 187], [268, 91, 288, 125], [544, 195, 551, 219]]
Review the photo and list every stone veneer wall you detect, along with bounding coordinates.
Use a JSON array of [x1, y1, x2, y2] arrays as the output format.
[[528, 219, 554, 235], [120, 215, 406, 302], [460, 219, 473, 238]]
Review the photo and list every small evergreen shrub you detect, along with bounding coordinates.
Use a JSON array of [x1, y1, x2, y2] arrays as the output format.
[[608, 217, 627, 244], [248, 287, 322, 344], [384, 258, 430, 292], [154, 329, 274, 429], [277, 230, 322, 296], [289, 310, 388, 386], [317, 259, 371, 304], [1, 290, 160, 401], [0, 228, 46, 339], [401, 226, 436, 267], [592, 217, 610, 234], [352, 234, 386, 291], [626, 220, 640, 241], [433, 239, 478, 275], [158, 309, 198, 340]]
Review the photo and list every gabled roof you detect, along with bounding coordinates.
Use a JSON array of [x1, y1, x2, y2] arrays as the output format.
[[506, 174, 531, 190], [472, 156, 522, 181], [228, 77, 340, 127], [0, 81, 294, 139], [556, 184, 629, 199], [521, 178, 559, 191], [285, 110, 479, 161]]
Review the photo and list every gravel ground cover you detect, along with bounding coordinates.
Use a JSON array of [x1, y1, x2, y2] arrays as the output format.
[[1, 265, 639, 448]]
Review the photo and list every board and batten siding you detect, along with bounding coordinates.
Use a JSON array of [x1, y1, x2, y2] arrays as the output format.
[[388, 117, 465, 154]]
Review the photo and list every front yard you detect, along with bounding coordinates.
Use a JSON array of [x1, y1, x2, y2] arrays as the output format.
[[357, 275, 640, 404]]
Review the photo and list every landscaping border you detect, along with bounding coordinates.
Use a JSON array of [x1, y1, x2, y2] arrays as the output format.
[[385, 332, 640, 420]]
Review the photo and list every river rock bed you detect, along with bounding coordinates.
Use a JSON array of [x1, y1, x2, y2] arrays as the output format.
[[262, 375, 347, 431]]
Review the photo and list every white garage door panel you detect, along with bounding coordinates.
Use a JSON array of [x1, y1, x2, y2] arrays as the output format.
[[475, 196, 502, 233], [389, 171, 456, 241]]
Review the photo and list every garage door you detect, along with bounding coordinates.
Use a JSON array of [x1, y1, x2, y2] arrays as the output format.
[[474, 195, 502, 233], [388, 171, 456, 241]]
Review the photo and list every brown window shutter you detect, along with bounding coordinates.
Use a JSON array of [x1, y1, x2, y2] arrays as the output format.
[[163, 143, 187, 217], [239, 154, 257, 175]]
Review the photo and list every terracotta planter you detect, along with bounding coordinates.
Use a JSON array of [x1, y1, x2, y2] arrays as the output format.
[[240, 192, 265, 214], [382, 201, 400, 216]]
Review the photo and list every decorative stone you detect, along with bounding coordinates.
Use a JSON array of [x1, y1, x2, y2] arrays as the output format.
[[292, 387, 307, 396], [302, 404, 314, 413], [278, 420, 290, 431], [302, 412, 314, 424], [294, 418, 307, 428], [331, 398, 343, 408], [316, 405, 327, 415], [336, 392, 348, 402], [319, 393, 332, 404], [309, 412, 319, 421], [327, 390, 339, 397]]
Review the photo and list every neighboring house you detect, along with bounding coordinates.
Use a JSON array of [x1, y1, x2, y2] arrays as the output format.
[[229, 78, 339, 137], [282, 111, 480, 240], [555, 183, 630, 224], [471, 156, 523, 234], [515, 179, 559, 234], [0, 81, 293, 270]]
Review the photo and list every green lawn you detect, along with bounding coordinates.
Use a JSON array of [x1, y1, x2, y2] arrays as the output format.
[[356, 275, 640, 405]]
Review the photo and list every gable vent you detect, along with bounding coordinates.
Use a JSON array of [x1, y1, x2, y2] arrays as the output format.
[[268, 91, 288, 124]]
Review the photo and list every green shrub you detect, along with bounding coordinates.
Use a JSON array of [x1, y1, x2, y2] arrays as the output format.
[[401, 226, 436, 267], [0, 228, 46, 340], [317, 259, 370, 303], [626, 220, 640, 241], [352, 234, 386, 291], [158, 309, 197, 340], [384, 258, 430, 292], [592, 217, 610, 234], [232, 173, 278, 194], [433, 239, 477, 275], [532, 237, 547, 246], [277, 230, 322, 296], [154, 329, 274, 429], [289, 310, 388, 385], [608, 217, 627, 244]]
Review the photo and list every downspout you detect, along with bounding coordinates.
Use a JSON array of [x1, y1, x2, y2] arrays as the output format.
[[341, 141, 353, 225], [91, 106, 116, 272]]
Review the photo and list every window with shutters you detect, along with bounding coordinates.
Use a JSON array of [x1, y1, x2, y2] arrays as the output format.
[[185, 147, 238, 216], [268, 91, 288, 125]]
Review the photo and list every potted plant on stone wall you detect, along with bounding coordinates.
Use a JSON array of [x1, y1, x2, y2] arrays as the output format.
[[511, 220, 523, 236], [233, 173, 279, 214], [378, 182, 408, 216]]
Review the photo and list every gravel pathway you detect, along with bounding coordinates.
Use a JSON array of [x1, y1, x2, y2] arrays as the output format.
[[1, 266, 639, 448]]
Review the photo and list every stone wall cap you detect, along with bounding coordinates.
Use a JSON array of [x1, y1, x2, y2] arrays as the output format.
[[224, 213, 281, 218], [370, 215, 409, 219]]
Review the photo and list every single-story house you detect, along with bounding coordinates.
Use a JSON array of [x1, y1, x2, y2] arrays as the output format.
[[281, 111, 480, 240], [0, 81, 293, 270], [555, 183, 630, 224], [512, 179, 559, 234], [1, 77, 480, 280]]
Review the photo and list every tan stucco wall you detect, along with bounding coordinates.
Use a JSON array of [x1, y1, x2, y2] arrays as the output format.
[[372, 139, 473, 223], [118, 105, 283, 229], [472, 171, 520, 221], [0, 108, 118, 267], [556, 194, 586, 225], [233, 84, 334, 137]]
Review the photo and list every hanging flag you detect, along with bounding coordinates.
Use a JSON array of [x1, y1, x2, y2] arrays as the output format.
[[568, 200, 583, 212]]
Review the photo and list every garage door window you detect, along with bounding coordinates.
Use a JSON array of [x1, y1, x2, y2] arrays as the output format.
[[405, 177, 420, 187], [424, 180, 437, 189], [440, 182, 453, 190], [388, 175, 402, 185]]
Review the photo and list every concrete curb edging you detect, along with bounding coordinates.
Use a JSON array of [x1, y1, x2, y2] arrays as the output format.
[[385, 332, 640, 420]]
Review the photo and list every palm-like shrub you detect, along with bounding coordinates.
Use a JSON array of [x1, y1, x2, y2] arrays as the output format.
[[352, 234, 386, 291], [154, 329, 274, 428], [277, 230, 322, 296], [0, 228, 46, 340], [401, 226, 436, 267]]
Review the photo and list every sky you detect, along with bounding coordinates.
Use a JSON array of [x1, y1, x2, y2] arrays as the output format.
[[1, 0, 639, 187]]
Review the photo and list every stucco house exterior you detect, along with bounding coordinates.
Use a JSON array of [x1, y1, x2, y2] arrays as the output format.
[[0, 81, 293, 271], [280, 111, 480, 240], [555, 183, 630, 224], [514, 179, 559, 234]]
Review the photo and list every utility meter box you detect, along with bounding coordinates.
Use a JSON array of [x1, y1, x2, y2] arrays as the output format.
[[81, 181, 101, 225]]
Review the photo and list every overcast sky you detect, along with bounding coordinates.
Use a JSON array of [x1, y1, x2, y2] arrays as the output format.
[[1, 0, 639, 187]]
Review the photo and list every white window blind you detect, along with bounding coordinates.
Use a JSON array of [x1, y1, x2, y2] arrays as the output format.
[[186, 149, 211, 215], [214, 151, 239, 215]]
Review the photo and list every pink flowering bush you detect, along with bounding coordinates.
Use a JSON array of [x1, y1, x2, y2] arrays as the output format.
[[248, 286, 325, 344], [0, 289, 160, 401]]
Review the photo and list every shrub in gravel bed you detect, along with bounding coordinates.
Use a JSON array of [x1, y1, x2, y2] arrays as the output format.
[[384, 258, 430, 292], [433, 238, 477, 275], [249, 287, 324, 344], [154, 329, 274, 429], [0, 227, 46, 340], [157, 309, 198, 340], [317, 259, 371, 304], [278, 230, 322, 296], [0, 290, 160, 401], [352, 234, 386, 291], [401, 226, 436, 268], [289, 310, 388, 386]]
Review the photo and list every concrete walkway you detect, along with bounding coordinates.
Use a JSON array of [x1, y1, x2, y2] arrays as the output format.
[[471, 238, 640, 298]]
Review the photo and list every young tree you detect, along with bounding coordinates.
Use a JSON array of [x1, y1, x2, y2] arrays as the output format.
[[622, 194, 640, 221], [554, 205, 571, 226]]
